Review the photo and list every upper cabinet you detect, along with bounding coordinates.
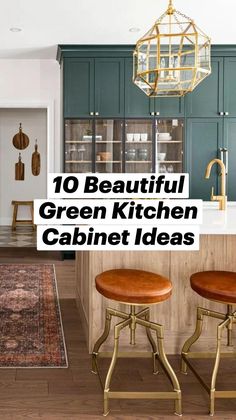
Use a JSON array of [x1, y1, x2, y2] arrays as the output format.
[[64, 58, 94, 118], [124, 58, 184, 118], [61, 47, 185, 119], [124, 58, 152, 118], [186, 56, 236, 118], [94, 58, 124, 117], [64, 57, 124, 118], [223, 58, 236, 117]]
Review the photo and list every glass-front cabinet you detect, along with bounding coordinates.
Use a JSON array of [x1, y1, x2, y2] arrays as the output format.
[[65, 119, 93, 173], [95, 120, 122, 173], [156, 119, 184, 173], [125, 119, 153, 173], [64, 118, 184, 173]]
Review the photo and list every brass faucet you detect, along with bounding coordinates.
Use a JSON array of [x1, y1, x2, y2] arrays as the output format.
[[205, 158, 227, 210]]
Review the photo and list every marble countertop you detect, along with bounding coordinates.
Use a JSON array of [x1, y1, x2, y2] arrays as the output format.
[[201, 202, 236, 234]]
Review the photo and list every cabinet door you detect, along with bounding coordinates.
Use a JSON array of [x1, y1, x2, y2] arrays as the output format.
[[64, 58, 94, 118], [155, 119, 184, 173], [64, 119, 94, 173], [186, 119, 223, 200], [95, 119, 123, 173], [186, 58, 224, 118], [124, 58, 152, 117], [223, 118, 236, 200], [124, 119, 153, 173], [95, 58, 124, 117], [224, 58, 236, 118], [155, 97, 184, 117]]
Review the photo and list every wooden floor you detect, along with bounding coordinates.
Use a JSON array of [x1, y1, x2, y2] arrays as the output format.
[[0, 250, 236, 419]]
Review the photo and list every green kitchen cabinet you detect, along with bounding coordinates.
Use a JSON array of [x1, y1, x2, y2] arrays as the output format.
[[223, 58, 236, 118], [154, 97, 184, 117], [186, 57, 224, 118], [223, 118, 236, 200], [124, 57, 184, 118], [186, 119, 223, 200], [64, 58, 94, 118], [186, 56, 236, 118], [64, 57, 124, 118], [94, 58, 124, 117], [124, 58, 152, 117], [187, 117, 236, 201]]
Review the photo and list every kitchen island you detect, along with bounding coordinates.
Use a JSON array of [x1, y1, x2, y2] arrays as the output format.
[[76, 203, 236, 353]]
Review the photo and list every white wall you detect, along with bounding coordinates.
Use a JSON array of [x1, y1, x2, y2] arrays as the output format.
[[0, 109, 47, 224], [0, 59, 61, 225]]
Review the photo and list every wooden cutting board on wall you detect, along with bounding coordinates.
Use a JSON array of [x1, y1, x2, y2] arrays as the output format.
[[31, 140, 41, 176], [15, 153, 25, 180], [12, 123, 29, 150]]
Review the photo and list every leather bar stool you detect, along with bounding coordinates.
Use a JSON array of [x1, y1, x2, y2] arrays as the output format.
[[181, 271, 236, 416], [91, 269, 182, 416]]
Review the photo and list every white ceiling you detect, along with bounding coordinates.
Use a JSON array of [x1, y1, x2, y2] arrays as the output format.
[[0, 0, 235, 59]]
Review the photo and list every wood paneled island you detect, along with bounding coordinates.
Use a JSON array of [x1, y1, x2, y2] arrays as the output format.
[[76, 205, 236, 354]]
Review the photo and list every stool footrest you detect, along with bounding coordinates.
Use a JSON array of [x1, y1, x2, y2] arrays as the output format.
[[215, 391, 236, 398], [98, 351, 154, 358], [107, 391, 179, 400], [184, 351, 236, 359]]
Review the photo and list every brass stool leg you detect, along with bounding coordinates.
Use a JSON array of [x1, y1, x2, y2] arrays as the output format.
[[227, 305, 233, 347], [92, 308, 112, 382], [104, 317, 131, 417], [210, 317, 230, 416], [129, 305, 136, 345], [156, 325, 182, 416], [92, 307, 130, 389], [145, 310, 159, 374], [181, 307, 204, 374]]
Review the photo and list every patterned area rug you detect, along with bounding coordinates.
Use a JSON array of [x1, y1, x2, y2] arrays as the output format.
[[0, 264, 68, 367]]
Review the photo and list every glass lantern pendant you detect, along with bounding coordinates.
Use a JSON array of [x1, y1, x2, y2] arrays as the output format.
[[133, 0, 211, 96]]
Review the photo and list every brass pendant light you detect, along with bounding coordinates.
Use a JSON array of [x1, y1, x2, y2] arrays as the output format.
[[133, 0, 211, 97]]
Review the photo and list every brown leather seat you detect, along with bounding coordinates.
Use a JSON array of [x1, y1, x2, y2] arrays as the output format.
[[95, 269, 172, 304], [191, 271, 236, 304]]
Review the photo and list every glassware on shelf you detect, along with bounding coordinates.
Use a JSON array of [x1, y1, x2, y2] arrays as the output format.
[[77, 147, 86, 161], [159, 164, 167, 173], [126, 149, 136, 161], [157, 152, 166, 161], [133, 133, 141, 142], [138, 148, 148, 161], [126, 133, 133, 142], [69, 145, 77, 160], [167, 164, 174, 173], [140, 133, 148, 142]]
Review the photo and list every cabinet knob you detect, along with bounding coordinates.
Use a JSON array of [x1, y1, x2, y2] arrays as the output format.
[[155, 112, 160, 116], [219, 112, 224, 116], [95, 112, 99, 116], [224, 112, 229, 116], [150, 112, 155, 116], [90, 112, 94, 116]]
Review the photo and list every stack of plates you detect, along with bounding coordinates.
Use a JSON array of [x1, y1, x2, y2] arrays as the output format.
[[157, 132, 172, 141]]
